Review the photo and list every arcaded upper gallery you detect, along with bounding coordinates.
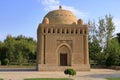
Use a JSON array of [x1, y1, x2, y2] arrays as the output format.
[[37, 6, 90, 71]]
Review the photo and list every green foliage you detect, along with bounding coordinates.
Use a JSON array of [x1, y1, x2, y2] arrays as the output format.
[[106, 53, 120, 67], [89, 39, 102, 61], [17, 52, 24, 66], [117, 33, 120, 43], [88, 14, 120, 67], [0, 60, 1, 65], [95, 52, 107, 65], [97, 14, 115, 50], [3, 58, 9, 65], [105, 14, 115, 44], [105, 38, 120, 66], [64, 68, 76, 77], [97, 17, 106, 49], [0, 35, 36, 65]]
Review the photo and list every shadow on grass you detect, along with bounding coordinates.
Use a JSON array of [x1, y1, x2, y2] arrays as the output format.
[[107, 78, 120, 80], [24, 78, 71, 80]]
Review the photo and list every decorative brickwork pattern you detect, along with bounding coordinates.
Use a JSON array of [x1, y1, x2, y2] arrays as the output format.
[[37, 6, 90, 71]]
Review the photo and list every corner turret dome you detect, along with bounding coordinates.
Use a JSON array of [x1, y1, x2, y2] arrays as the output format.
[[42, 6, 77, 24]]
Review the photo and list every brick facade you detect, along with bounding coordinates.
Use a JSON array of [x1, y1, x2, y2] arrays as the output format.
[[37, 6, 90, 71]]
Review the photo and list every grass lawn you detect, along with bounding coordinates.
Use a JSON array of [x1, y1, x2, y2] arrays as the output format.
[[107, 78, 120, 80], [24, 78, 71, 80], [0, 79, 3, 80]]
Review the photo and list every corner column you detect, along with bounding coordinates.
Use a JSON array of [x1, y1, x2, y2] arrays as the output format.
[[84, 35, 89, 64], [37, 29, 44, 65], [40, 34, 44, 64], [84, 27, 89, 64]]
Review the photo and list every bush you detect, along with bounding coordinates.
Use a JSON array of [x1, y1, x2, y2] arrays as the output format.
[[106, 53, 120, 67], [3, 58, 9, 65], [0, 60, 1, 65], [64, 68, 76, 77]]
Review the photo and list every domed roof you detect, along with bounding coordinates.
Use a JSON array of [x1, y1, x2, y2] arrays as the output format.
[[42, 6, 77, 24]]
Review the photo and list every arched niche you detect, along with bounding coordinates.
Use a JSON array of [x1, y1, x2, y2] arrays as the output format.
[[56, 43, 72, 66]]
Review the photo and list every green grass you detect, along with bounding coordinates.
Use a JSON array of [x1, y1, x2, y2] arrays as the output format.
[[24, 78, 71, 80], [0, 78, 3, 80], [107, 78, 120, 80]]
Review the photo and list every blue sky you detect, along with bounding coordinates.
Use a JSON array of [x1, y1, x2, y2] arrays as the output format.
[[0, 0, 120, 41]]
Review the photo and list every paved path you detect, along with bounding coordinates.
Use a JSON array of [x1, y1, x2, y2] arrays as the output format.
[[0, 69, 120, 80]]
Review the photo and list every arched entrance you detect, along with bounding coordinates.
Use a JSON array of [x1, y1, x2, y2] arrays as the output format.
[[57, 45, 71, 66]]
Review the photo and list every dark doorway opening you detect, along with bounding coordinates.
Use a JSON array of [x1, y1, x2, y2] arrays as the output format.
[[60, 54, 67, 66]]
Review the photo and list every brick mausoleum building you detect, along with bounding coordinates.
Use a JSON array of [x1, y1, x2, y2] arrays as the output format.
[[37, 6, 90, 71]]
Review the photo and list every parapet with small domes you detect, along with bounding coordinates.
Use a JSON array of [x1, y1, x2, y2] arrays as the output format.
[[42, 6, 77, 24], [77, 19, 84, 25], [42, 17, 49, 24]]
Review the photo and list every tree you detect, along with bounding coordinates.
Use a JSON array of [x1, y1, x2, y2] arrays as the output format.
[[0, 35, 36, 65], [88, 14, 116, 66], [3, 58, 9, 65], [106, 53, 119, 67], [117, 33, 120, 43], [17, 52, 24, 66], [0, 41, 3, 62], [96, 14, 115, 50], [105, 38, 120, 66], [88, 20, 97, 42], [89, 38, 102, 61], [14, 35, 36, 63], [0, 42, 11, 65], [97, 17, 106, 49], [105, 14, 115, 46], [88, 20, 103, 65], [4, 35, 15, 62]]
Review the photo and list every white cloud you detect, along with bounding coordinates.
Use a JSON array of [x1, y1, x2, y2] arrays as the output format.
[[42, 0, 60, 5], [41, 0, 88, 19], [62, 5, 88, 18], [41, 0, 60, 11], [113, 18, 120, 34]]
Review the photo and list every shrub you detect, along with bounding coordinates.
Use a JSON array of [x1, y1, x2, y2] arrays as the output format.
[[106, 53, 120, 67], [3, 58, 9, 65], [0, 60, 1, 65], [64, 68, 76, 77]]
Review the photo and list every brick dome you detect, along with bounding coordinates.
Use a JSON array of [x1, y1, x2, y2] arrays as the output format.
[[42, 6, 77, 24]]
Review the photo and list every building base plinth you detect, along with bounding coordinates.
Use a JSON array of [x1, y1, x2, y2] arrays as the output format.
[[37, 64, 90, 71]]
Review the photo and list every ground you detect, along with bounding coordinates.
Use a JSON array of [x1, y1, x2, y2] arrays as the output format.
[[0, 69, 120, 80]]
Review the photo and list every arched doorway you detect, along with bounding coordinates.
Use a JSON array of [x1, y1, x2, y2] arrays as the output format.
[[57, 45, 71, 66]]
